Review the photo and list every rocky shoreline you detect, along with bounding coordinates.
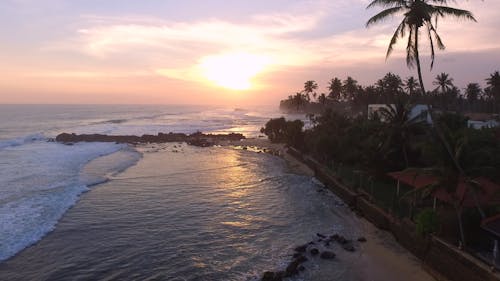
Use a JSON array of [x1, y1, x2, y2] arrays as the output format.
[[261, 232, 367, 281], [55, 132, 245, 147]]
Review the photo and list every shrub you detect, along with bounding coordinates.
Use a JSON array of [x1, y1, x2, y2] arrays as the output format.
[[416, 208, 439, 236], [261, 117, 304, 148]]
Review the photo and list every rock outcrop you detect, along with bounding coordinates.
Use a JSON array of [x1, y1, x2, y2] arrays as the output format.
[[55, 132, 245, 147]]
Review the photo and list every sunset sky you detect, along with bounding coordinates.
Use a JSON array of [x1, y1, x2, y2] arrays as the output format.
[[1, 0, 499, 105]]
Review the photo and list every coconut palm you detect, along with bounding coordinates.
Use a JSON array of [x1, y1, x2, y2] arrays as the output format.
[[327, 77, 343, 101], [342, 77, 359, 101], [303, 80, 318, 101], [378, 101, 426, 168], [366, 0, 476, 173], [318, 93, 327, 107], [486, 71, 500, 102], [366, 1, 476, 95], [292, 92, 307, 111], [404, 76, 420, 96], [465, 83, 481, 102], [433, 72, 454, 93]]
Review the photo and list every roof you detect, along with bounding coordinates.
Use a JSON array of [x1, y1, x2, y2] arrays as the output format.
[[388, 171, 500, 207], [387, 171, 437, 189]]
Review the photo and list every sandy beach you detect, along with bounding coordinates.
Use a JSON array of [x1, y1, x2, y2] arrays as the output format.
[[226, 138, 436, 281]]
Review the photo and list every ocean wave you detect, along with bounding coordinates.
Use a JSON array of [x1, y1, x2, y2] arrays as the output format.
[[0, 133, 46, 150], [0, 142, 139, 262]]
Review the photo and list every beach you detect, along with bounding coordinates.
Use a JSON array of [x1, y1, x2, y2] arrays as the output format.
[[0, 105, 436, 280], [0, 139, 435, 281]]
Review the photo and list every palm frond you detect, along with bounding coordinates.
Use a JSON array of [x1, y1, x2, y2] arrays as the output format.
[[405, 25, 416, 68], [426, 22, 436, 70], [367, 0, 406, 9], [386, 20, 407, 58], [432, 6, 477, 22], [366, 6, 405, 27]]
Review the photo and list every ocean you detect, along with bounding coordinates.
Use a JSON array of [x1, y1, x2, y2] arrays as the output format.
[[0, 105, 431, 281]]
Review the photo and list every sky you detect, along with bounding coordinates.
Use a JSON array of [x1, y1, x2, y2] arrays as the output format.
[[1, 0, 499, 105]]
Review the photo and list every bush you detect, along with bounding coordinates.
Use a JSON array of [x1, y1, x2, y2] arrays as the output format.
[[261, 117, 304, 148], [416, 208, 439, 236]]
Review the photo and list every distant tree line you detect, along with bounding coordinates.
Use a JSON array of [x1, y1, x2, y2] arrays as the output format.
[[280, 71, 500, 115]]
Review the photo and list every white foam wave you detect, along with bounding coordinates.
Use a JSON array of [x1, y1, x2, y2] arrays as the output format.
[[0, 141, 133, 261], [0, 133, 46, 150]]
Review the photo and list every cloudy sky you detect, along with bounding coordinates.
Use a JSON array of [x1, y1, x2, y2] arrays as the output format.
[[1, 0, 499, 105]]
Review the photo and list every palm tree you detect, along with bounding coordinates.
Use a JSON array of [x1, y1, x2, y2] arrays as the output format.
[[433, 72, 454, 93], [486, 71, 500, 102], [465, 83, 481, 103], [366, 1, 475, 95], [292, 92, 307, 111], [378, 101, 425, 168], [327, 77, 343, 101], [342, 77, 359, 101], [318, 93, 328, 108], [377, 72, 404, 100], [304, 80, 318, 101], [366, 0, 476, 174], [404, 76, 420, 96]]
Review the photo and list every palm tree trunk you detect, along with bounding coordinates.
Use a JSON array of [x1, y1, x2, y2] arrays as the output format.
[[403, 144, 409, 168], [455, 204, 466, 248], [414, 28, 465, 175]]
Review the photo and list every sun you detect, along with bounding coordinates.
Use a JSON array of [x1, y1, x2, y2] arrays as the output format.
[[199, 52, 269, 90]]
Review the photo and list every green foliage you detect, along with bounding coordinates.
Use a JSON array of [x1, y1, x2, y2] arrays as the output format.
[[261, 117, 304, 148], [437, 112, 468, 132], [416, 208, 438, 236]]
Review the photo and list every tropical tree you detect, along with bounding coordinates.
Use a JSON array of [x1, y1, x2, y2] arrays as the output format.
[[366, 0, 476, 174], [377, 72, 404, 100], [465, 83, 481, 103], [327, 77, 343, 101], [405, 76, 420, 96], [292, 92, 307, 111], [378, 101, 426, 168], [366, 1, 475, 95], [304, 80, 318, 101], [433, 72, 454, 94], [485, 71, 500, 102], [342, 77, 359, 101], [318, 93, 328, 107]]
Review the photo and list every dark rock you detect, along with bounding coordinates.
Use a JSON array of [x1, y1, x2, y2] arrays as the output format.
[[320, 251, 336, 260], [357, 237, 367, 242], [308, 241, 316, 245], [342, 242, 356, 252], [310, 248, 319, 255], [55, 132, 245, 147], [331, 234, 349, 244], [298, 265, 306, 271], [316, 233, 326, 238], [285, 256, 308, 277], [292, 253, 302, 258], [261, 271, 283, 281], [262, 271, 275, 281], [294, 244, 308, 253]]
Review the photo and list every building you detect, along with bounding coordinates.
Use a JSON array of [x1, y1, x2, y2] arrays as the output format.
[[465, 113, 499, 129], [368, 104, 432, 124]]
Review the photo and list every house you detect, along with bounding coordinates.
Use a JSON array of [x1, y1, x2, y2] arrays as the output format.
[[465, 113, 499, 129], [368, 104, 432, 124]]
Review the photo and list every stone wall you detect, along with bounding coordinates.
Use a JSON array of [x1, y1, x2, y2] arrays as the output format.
[[288, 147, 500, 281]]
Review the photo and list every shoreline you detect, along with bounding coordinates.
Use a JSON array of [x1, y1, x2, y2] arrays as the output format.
[[1, 138, 435, 280], [222, 138, 435, 281]]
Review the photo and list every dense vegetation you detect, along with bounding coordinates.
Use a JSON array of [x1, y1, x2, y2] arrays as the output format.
[[280, 71, 500, 115]]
